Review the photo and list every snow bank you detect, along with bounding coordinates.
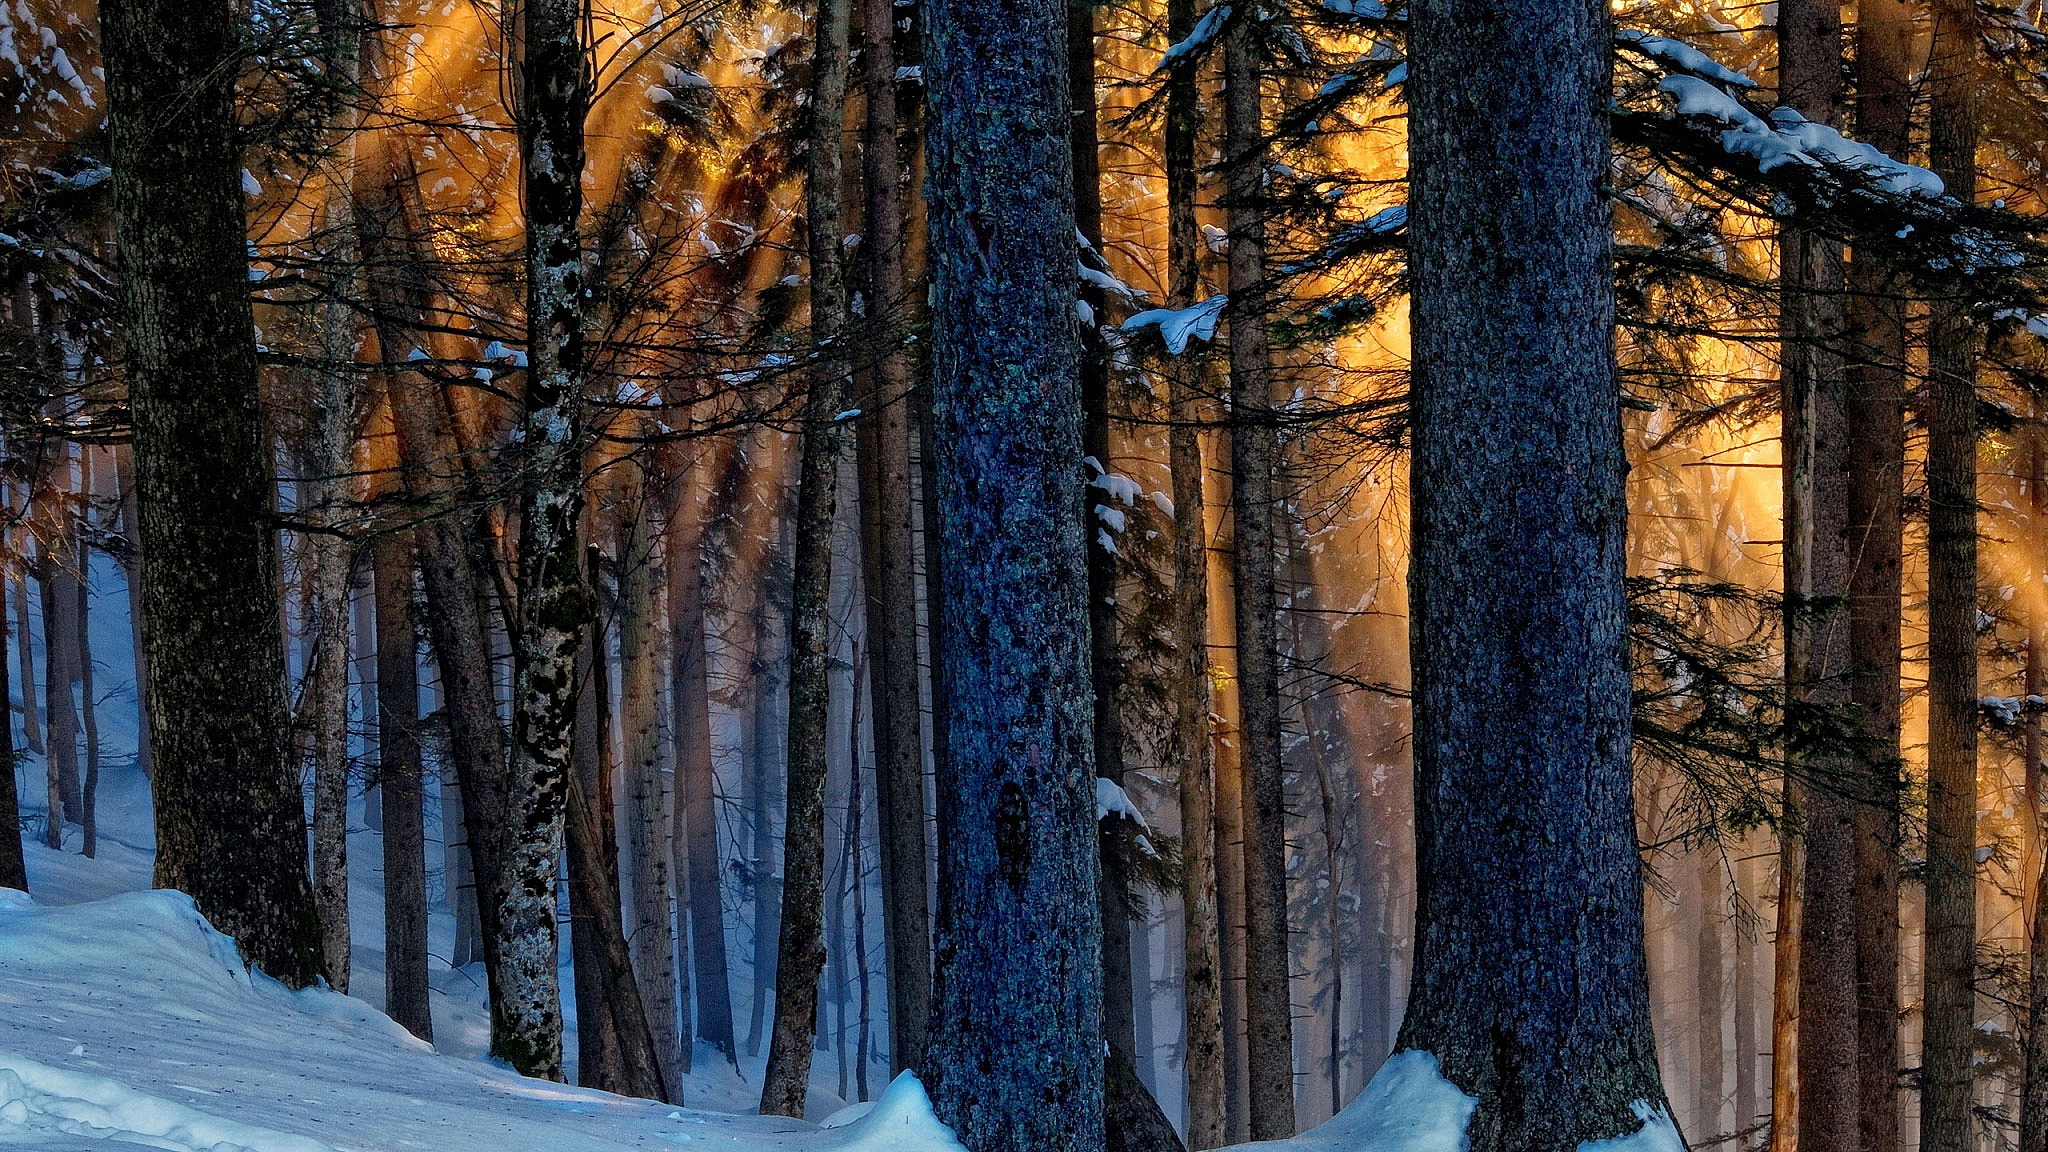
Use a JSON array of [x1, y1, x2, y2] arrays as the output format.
[[0, 889, 970, 1152], [1242, 1050, 1476, 1152]]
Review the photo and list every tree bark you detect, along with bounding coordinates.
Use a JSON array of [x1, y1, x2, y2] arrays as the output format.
[[376, 530, 432, 1042], [1921, 1, 1982, 1148], [673, 445, 738, 1065], [1165, 0, 1223, 1131], [921, 0, 1103, 1147], [37, 449, 82, 839], [102, 0, 324, 988], [858, 0, 933, 1071], [618, 459, 683, 1085], [759, 0, 854, 1112], [1398, 1, 1668, 1148], [1221, 11, 1292, 1139], [1846, 3, 1910, 1147], [1778, 1, 1860, 1146], [570, 552, 628, 1092], [0, 511, 22, 888], [77, 449, 99, 860], [495, 0, 594, 1077], [2023, 412, 2048, 1152]]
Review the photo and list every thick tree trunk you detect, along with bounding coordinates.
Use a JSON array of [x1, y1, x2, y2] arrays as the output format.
[[618, 461, 682, 1085], [672, 451, 738, 1066], [1921, 2, 1982, 1148], [1778, 1, 1860, 1146], [102, 0, 324, 988], [1221, 13, 1293, 1140], [920, 0, 1103, 1147], [1846, 3, 1910, 1148], [495, 0, 594, 1077], [858, 0, 933, 1071], [376, 531, 432, 1042], [1165, 0, 1222, 1132], [759, 0, 854, 1112], [1398, 1, 1668, 1148]]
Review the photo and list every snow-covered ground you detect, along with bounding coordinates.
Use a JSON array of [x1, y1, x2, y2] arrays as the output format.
[[0, 887, 964, 1151]]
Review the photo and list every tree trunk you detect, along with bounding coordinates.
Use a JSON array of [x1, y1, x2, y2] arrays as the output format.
[[377, 530, 432, 1042], [13, 556, 39, 759], [672, 449, 738, 1067], [1398, 1, 1668, 1148], [571, 557, 628, 1093], [38, 451, 82, 840], [857, 0, 933, 1071], [1778, 1, 1860, 1146], [0, 510, 22, 888], [113, 448, 147, 779], [1221, 12, 1293, 1139], [746, 589, 786, 1060], [1771, 835, 1800, 1152], [495, 0, 594, 1077], [1846, 3, 1910, 1148], [618, 460, 682, 1085], [102, 0, 324, 988], [1164, 0, 1222, 1136], [357, 167, 511, 1002], [920, 0, 1103, 1146], [759, 0, 854, 1111], [1921, 1, 1982, 1147], [77, 449, 99, 860], [1736, 844, 1761, 1136], [2023, 412, 2048, 1152], [1697, 853, 1726, 1137]]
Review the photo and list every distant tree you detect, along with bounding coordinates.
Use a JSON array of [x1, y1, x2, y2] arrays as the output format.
[[102, 0, 324, 988], [375, 529, 431, 1042], [1396, 0, 1670, 1149]]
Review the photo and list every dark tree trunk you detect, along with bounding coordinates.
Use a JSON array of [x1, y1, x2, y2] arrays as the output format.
[[1846, 2, 1910, 1147], [1166, 0, 1223, 1123], [858, 0, 933, 1071], [0, 522, 21, 889], [358, 169, 510, 1001], [36, 502, 80, 846], [1921, 1, 1982, 1148], [760, 0, 854, 1112], [2024, 417, 2048, 1152], [77, 449, 98, 860], [495, 0, 593, 1078], [1778, 1, 1860, 1146], [377, 530, 432, 1042], [921, 0, 1103, 1147], [1398, 1, 1668, 1148], [102, 0, 324, 988], [1221, 12, 1292, 1140]]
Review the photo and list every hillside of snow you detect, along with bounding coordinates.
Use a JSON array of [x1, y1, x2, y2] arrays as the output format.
[[0, 887, 966, 1152]]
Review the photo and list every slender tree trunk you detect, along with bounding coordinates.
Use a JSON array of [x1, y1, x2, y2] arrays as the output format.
[[1165, 0, 1223, 1137], [672, 450, 737, 1066], [77, 450, 98, 860], [1921, 1, 1982, 1147], [1697, 853, 1727, 1137], [1216, 705, 1250, 1141], [571, 560, 628, 1092], [377, 530, 432, 1042], [1398, 1, 1668, 1147], [113, 449, 146, 779], [0, 516, 22, 888], [760, 0, 854, 1111], [1846, 4, 1910, 1148], [1772, 834, 1801, 1152], [495, 0, 594, 1076], [13, 555, 39, 759], [358, 170, 510, 1000], [619, 460, 683, 1084], [38, 455, 82, 839], [2023, 412, 2048, 1152], [1221, 11, 1293, 1139], [1778, 0, 1860, 1146], [921, 0, 1102, 1146], [102, 0, 324, 987], [1736, 844, 1761, 1136], [747, 591, 786, 1060], [858, 0, 933, 1070]]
